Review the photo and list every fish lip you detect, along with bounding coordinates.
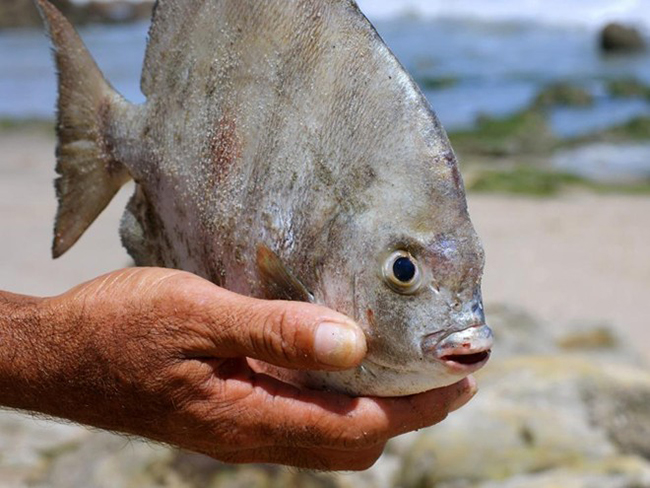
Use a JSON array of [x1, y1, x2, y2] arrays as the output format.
[[438, 350, 491, 374], [423, 324, 494, 374]]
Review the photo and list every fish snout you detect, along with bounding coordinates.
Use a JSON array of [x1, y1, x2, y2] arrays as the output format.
[[423, 324, 493, 374]]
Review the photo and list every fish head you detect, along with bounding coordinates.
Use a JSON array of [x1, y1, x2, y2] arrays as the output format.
[[363, 220, 491, 385], [255, 161, 492, 397], [308, 170, 492, 396]]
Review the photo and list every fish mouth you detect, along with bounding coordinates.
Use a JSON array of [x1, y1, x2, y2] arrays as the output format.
[[423, 324, 493, 374], [440, 350, 490, 366]]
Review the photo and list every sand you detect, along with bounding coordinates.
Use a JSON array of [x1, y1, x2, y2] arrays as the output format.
[[1, 130, 649, 361], [470, 193, 650, 359]]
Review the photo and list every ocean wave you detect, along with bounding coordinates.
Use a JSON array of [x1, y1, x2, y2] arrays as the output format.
[[356, 0, 650, 31]]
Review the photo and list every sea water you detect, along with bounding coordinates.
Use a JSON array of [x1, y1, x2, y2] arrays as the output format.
[[1, 0, 649, 178]]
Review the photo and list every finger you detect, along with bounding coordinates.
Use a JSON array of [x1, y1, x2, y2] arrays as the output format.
[[182, 281, 367, 370], [273, 376, 477, 448], [219, 444, 386, 471], [204, 365, 477, 451]]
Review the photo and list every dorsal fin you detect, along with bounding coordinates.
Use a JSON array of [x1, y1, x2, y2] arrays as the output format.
[[141, 0, 205, 97]]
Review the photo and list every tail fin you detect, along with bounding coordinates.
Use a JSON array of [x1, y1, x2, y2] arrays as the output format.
[[36, 0, 132, 258]]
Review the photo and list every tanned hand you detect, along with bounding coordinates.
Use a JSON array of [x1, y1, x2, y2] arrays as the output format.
[[0, 268, 477, 471]]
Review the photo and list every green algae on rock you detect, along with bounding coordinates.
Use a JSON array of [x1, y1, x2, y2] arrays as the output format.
[[467, 166, 650, 196], [467, 167, 585, 196], [417, 76, 460, 91], [449, 110, 555, 157], [607, 79, 650, 100], [533, 83, 594, 109]]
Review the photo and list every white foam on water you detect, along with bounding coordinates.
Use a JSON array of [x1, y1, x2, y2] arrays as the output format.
[[356, 0, 650, 31], [554, 143, 650, 183]]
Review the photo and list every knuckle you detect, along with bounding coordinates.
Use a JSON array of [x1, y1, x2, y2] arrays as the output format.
[[179, 388, 264, 451], [324, 421, 386, 450], [203, 408, 261, 451], [266, 305, 299, 342], [251, 304, 300, 363], [410, 397, 449, 429]]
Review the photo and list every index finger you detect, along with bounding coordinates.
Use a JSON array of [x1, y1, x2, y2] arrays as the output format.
[[289, 376, 477, 449], [206, 370, 477, 451]]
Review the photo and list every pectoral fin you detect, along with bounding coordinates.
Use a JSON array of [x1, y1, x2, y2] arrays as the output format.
[[256, 245, 314, 302]]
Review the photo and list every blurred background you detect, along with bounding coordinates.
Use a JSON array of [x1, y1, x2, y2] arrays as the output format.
[[1, 0, 649, 487]]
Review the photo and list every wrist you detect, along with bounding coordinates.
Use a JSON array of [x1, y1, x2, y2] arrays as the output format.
[[0, 290, 126, 427], [0, 292, 49, 411], [0, 280, 187, 438]]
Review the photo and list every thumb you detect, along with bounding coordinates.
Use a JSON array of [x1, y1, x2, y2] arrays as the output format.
[[194, 287, 367, 371]]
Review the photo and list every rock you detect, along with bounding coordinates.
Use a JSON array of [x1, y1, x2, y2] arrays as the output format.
[[449, 110, 555, 157], [73, 1, 155, 25], [483, 304, 556, 358], [553, 324, 645, 365], [418, 76, 459, 91], [395, 356, 650, 488], [600, 23, 646, 53], [533, 83, 594, 108], [475, 459, 650, 488], [0, 0, 153, 29], [486, 304, 645, 366], [25, 432, 347, 488], [585, 367, 650, 459], [0, 410, 88, 485], [557, 325, 619, 350], [607, 79, 650, 100], [2, 354, 650, 488], [0, 0, 57, 29]]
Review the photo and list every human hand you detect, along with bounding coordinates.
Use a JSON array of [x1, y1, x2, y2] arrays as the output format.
[[0, 268, 477, 470]]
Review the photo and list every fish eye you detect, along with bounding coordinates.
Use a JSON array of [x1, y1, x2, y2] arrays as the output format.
[[393, 256, 416, 282], [383, 251, 423, 294]]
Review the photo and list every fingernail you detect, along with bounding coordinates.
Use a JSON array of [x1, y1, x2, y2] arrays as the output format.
[[449, 375, 478, 412], [314, 321, 366, 367]]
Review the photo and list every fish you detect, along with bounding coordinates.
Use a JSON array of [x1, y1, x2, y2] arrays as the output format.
[[37, 0, 493, 397]]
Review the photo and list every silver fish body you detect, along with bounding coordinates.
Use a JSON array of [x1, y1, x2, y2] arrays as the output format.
[[38, 0, 492, 396]]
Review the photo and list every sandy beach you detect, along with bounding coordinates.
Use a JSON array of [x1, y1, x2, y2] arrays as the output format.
[[1, 129, 649, 362]]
